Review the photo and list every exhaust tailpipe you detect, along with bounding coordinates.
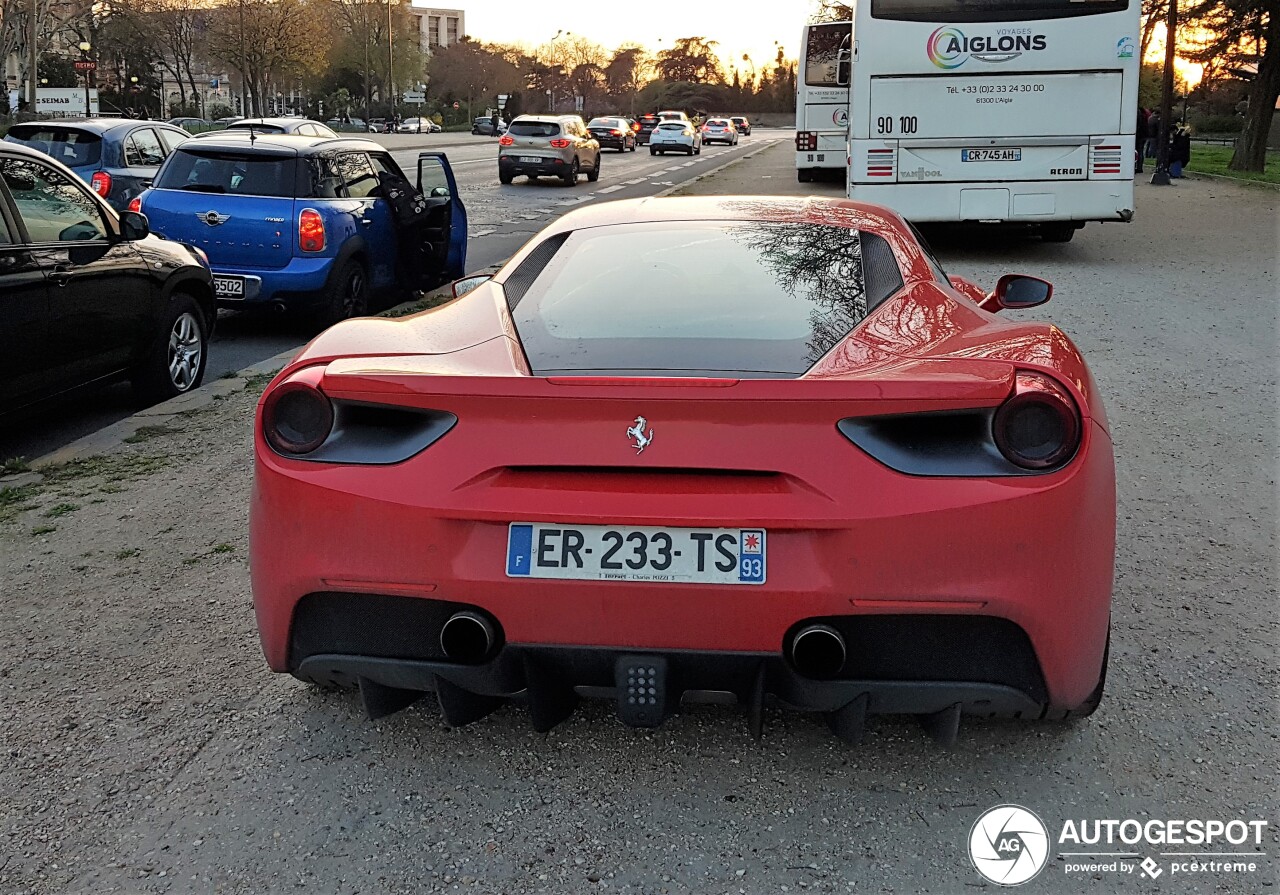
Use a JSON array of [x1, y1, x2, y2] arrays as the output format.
[[440, 611, 496, 664], [790, 624, 846, 678]]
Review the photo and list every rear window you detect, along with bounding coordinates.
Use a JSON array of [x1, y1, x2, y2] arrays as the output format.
[[225, 123, 286, 134], [805, 22, 852, 87], [510, 221, 904, 376], [509, 121, 562, 137], [707, 120, 730, 126], [657, 122, 688, 131], [872, 0, 1128, 21], [155, 149, 299, 197], [588, 118, 624, 128], [5, 127, 102, 168]]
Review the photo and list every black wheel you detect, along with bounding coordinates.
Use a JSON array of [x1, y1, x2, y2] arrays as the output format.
[[499, 170, 513, 185], [131, 292, 208, 403], [1041, 223, 1077, 243], [798, 168, 814, 183], [694, 144, 701, 155], [587, 154, 600, 182], [650, 147, 657, 155], [562, 158, 580, 186], [317, 259, 368, 328]]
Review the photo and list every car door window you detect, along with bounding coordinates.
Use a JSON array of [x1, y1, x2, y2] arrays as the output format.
[[124, 128, 166, 167], [333, 152, 379, 199], [368, 153, 401, 182], [1, 157, 109, 243], [156, 127, 187, 154]]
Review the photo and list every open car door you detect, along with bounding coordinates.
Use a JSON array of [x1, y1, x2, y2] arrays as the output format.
[[416, 152, 467, 289]]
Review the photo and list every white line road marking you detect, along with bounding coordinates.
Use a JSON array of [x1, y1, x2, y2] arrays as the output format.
[[596, 185, 625, 194], [623, 178, 645, 185], [681, 161, 695, 167]]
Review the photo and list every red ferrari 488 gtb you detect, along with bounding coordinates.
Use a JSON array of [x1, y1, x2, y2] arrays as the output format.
[[250, 196, 1115, 745]]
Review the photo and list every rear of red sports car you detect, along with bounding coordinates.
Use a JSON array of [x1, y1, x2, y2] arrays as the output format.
[[250, 197, 1114, 744]]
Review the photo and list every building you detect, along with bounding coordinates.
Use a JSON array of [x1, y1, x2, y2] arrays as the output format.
[[410, 5, 464, 54]]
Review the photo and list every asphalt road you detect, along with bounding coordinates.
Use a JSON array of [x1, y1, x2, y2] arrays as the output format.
[[0, 144, 1274, 894], [0, 131, 786, 465]]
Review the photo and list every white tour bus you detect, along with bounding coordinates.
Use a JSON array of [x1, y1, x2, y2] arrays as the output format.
[[846, 0, 1141, 240], [795, 20, 853, 183]]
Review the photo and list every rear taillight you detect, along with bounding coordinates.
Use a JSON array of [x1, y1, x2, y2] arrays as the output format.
[[610, 129, 623, 136], [632, 123, 641, 131], [992, 372, 1081, 470], [549, 138, 571, 148], [796, 131, 818, 151], [91, 171, 111, 197], [263, 379, 333, 455], [127, 196, 142, 213], [498, 134, 514, 146], [701, 125, 710, 131], [298, 208, 325, 253]]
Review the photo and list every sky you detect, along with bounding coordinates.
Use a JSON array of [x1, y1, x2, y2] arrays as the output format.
[[462, 0, 818, 76]]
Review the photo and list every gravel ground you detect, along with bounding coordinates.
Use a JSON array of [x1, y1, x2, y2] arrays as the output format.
[[0, 145, 1275, 894]]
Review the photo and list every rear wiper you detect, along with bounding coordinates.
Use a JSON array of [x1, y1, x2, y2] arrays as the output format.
[[179, 184, 226, 193]]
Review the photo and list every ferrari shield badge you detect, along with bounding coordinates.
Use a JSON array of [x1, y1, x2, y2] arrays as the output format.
[[626, 416, 654, 454]]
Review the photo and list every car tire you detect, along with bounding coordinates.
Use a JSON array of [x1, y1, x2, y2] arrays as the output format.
[[587, 154, 600, 182], [694, 144, 701, 155], [562, 158, 580, 186], [499, 170, 514, 184], [318, 259, 369, 328], [131, 292, 209, 404], [1041, 223, 1077, 243], [650, 147, 657, 155]]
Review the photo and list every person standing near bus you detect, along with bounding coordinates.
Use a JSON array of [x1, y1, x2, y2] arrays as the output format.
[[1146, 111, 1162, 159]]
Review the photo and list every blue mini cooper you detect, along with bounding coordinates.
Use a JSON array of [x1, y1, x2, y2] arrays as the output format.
[[133, 133, 466, 325]]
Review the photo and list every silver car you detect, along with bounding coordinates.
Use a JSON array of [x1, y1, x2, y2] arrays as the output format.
[[701, 118, 739, 146], [498, 115, 601, 186], [649, 120, 702, 156]]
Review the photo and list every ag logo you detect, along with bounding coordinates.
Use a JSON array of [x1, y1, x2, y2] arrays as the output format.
[[833, 108, 849, 128], [969, 804, 1049, 886]]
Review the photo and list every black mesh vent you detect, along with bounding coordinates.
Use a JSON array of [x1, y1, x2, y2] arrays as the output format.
[[504, 232, 569, 311], [860, 231, 905, 311]]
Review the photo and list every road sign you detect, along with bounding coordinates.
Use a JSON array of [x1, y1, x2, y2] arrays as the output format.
[[73, 60, 97, 72], [452, 100, 460, 109], [403, 90, 425, 104], [497, 93, 508, 110]]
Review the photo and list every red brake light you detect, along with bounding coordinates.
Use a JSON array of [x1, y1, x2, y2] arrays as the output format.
[[298, 208, 325, 253], [992, 372, 1081, 470], [498, 134, 514, 146], [632, 123, 640, 131], [262, 379, 333, 456], [127, 196, 142, 213], [549, 138, 571, 148], [610, 129, 623, 136], [90, 171, 111, 197]]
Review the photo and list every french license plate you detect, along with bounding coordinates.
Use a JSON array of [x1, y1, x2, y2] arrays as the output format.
[[962, 148, 1022, 162], [518, 156, 542, 163], [506, 523, 766, 585], [212, 275, 245, 298]]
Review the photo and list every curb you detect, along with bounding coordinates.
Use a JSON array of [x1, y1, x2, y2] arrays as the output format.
[[1178, 169, 1280, 191], [657, 139, 785, 198]]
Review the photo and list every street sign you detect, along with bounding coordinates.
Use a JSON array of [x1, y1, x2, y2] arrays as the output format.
[[403, 90, 425, 104], [497, 95, 507, 110], [73, 60, 97, 72], [452, 100, 460, 109]]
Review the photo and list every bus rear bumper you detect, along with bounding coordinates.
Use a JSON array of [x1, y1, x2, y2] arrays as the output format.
[[847, 179, 1135, 224]]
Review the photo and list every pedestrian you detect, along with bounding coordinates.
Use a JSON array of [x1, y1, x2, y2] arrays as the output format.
[[490, 110, 500, 137], [1170, 121, 1191, 178], [1145, 110, 1161, 159], [1135, 106, 1150, 173]]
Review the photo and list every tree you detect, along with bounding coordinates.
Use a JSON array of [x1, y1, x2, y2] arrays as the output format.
[[206, 0, 328, 116], [604, 45, 647, 112], [656, 36, 725, 84], [425, 37, 525, 114], [1183, 0, 1277, 171], [103, 0, 206, 115]]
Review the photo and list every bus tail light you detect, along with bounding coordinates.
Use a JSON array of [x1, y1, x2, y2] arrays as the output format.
[[1090, 144, 1123, 176], [298, 208, 326, 253], [91, 171, 112, 197], [796, 131, 818, 151], [866, 148, 895, 178]]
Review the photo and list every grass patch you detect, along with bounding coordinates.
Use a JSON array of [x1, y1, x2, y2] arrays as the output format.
[[123, 425, 179, 444], [0, 485, 38, 522], [31, 524, 57, 536], [1185, 144, 1280, 184], [2, 456, 31, 474], [45, 454, 169, 486], [221, 370, 240, 379], [182, 556, 203, 565], [212, 543, 236, 554], [115, 547, 142, 560], [44, 502, 80, 518], [243, 372, 275, 393]]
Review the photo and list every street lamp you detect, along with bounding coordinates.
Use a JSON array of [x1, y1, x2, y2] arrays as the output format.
[[130, 75, 140, 118], [78, 41, 93, 117]]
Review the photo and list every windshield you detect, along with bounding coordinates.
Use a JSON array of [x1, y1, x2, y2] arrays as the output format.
[[4, 127, 103, 168], [154, 149, 299, 197], [511, 220, 904, 376], [871, 0, 1128, 21], [805, 22, 852, 86]]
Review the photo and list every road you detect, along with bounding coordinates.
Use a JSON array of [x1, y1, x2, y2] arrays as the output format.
[[0, 143, 1274, 894], [0, 131, 787, 465]]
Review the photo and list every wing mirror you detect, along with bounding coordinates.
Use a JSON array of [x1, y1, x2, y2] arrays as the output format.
[[978, 274, 1053, 313], [118, 210, 151, 241], [451, 274, 492, 298]]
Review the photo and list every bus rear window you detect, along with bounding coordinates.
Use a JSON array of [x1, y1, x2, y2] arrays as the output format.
[[805, 22, 852, 86], [871, 0, 1128, 22]]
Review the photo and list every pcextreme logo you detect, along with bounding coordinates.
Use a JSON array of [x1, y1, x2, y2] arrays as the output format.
[[927, 26, 1048, 69]]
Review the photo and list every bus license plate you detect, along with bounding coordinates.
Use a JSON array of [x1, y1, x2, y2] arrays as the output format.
[[962, 148, 1022, 162], [506, 523, 766, 585]]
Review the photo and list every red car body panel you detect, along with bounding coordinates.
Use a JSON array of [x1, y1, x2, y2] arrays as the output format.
[[250, 196, 1116, 736]]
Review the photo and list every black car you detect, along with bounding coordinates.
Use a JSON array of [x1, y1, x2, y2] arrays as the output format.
[[4, 118, 191, 211], [635, 113, 661, 145], [730, 116, 752, 136], [0, 141, 216, 416], [586, 117, 637, 152]]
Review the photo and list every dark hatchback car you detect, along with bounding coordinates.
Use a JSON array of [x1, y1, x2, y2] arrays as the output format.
[[0, 141, 216, 416], [634, 113, 661, 145], [4, 119, 191, 211], [586, 117, 636, 152]]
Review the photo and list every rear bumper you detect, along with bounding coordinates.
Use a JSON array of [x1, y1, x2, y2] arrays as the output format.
[[499, 155, 571, 176], [847, 178, 1137, 224], [651, 140, 694, 151], [211, 256, 334, 308]]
